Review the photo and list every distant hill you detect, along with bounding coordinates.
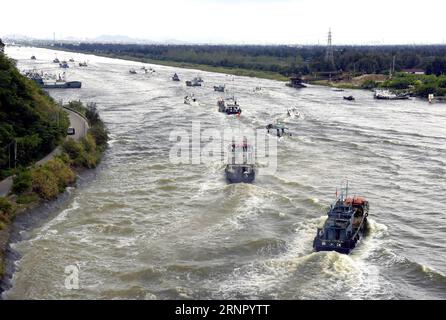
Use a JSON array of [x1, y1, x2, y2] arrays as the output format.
[[89, 35, 154, 44], [0, 53, 69, 178]]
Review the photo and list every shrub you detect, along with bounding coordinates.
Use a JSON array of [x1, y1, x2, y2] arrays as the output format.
[[361, 80, 377, 89], [12, 169, 32, 194], [89, 125, 108, 149], [0, 197, 13, 215], [435, 88, 446, 96], [81, 134, 96, 154], [45, 158, 76, 190], [415, 83, 437, 97], [0, 197, 15, 229], [63, 138, 84, 160], [31, 167, 59, 199], [16, 192, 39, 204]]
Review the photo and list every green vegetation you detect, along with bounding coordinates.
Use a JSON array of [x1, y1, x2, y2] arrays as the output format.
[[63, 101, 108, 168], [10, 101, 108, 201], [0, 196, 15, 231], [51, 43, 446, 78], [380, 73, 446, 97], [11, 168, 32, 194], [31, 158, 76, 199], [0, 53, 69, 179]]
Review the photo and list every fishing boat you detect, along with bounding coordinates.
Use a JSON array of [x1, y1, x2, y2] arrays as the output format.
[[313, 184, 369, 254], [69, 58, 75, 62], [186, 78, 202, 87], [59, 61, 69, 68], [184, 94, 198, 105], [221, 97, 241, 115], [374, 89, 409, 100], [28, 72, 82, 89], [129, 69, 137, 74], [287, 107, 301, 118], [225, 141, 256, 183], [343, 95, 355, 101], [217, 98, 226, 112], [53, 57, 60, 63], [286, 76, 306, 88], [266, 122, 291, 138], [225, 105, 241, 115], [253, 86, 262, 92], [172, 73, 180, 81], [30, 55, 36, 60], [79, 61, 88, 67], [213, 85, 225, 92]]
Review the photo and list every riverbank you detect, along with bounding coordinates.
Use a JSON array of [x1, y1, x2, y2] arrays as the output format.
[[0, 101, 108, 290]]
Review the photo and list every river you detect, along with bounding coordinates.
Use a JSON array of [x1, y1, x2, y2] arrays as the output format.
[[2, 46, 446, 299]]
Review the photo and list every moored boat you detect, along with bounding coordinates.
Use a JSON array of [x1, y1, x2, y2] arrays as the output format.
[[286, 76, 306, 88], [172, 73, 180, 81], [28, 72, 82, 89], [374, 89, 409, 100]]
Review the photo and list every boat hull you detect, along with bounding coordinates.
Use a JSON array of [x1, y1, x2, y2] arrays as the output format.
[[42, 81, 82, 89], [313, 217, 367, 254], [225, 165, 255, 184]]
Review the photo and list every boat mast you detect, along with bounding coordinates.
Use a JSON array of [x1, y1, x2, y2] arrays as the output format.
[[346, 180, 349, 199]]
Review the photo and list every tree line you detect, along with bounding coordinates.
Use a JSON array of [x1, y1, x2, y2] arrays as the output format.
[[53, 43, 446, 76]]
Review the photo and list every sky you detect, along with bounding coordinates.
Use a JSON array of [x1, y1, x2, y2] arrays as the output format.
[[1, 0, 446, 45]]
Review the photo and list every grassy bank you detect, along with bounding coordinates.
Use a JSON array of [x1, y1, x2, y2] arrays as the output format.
[[380, 72, 446, 97], [310, 72, 446, 98], [0, 101, 108, 280]]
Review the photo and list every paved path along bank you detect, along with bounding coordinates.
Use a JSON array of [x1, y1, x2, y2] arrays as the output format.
[[0, 108, 89, 196]]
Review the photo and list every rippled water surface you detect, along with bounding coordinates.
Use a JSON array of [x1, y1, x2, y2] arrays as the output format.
[[3, 46, 446, 299]]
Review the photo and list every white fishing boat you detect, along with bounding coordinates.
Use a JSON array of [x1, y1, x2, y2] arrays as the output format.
[[184, 94, 198, 105], [287, 107, 301, 118]]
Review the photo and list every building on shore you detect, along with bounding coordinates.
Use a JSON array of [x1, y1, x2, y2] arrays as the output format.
[[402, 68, 425, 75]]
